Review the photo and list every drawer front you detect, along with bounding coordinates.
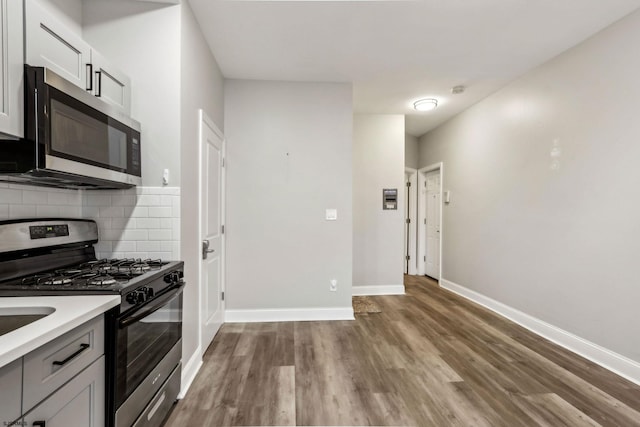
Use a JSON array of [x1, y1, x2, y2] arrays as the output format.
[[23, 355, 105, 427], [23, 315, 104, 413], [0, 358, 22, 424]]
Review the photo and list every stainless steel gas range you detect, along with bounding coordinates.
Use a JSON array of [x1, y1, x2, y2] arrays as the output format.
[[0, 218, 184, 427]]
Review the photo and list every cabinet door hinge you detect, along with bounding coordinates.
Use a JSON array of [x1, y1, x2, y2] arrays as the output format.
[[424, 256, 426, 261], [406, 218, 410, 224], [406, 181, 411, 187], [221, 291, 225, 301], [405, 255, 410, 261], [221, 225, 225, 234], [222, 157, 225, 167], [424, 218, 427, 225]]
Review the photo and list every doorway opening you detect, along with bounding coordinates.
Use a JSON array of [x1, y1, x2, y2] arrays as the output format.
[[404, 167, 418, 275], [418, 163, 443, 282]]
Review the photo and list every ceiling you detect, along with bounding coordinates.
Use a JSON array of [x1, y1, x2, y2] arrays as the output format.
[[187, 0, 640, 137]]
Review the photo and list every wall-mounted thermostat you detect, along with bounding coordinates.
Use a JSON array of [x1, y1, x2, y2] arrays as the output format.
[[383, 188, 398, 210]]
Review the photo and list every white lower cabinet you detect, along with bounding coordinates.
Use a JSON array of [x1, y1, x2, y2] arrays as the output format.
[[3, 314, 106, 427], [0, 358, 22, 425], [22, 356, 105, 427]]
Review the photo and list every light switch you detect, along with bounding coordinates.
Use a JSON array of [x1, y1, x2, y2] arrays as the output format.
[[325, 209, 337, 221]]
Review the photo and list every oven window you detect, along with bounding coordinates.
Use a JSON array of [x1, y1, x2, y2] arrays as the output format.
[[116, 292, 182, 407], [50, 98, 128, 171]]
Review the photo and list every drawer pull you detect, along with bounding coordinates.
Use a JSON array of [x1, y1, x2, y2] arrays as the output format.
[[33, 422, 46, 427], [52, 343, 90, 366]]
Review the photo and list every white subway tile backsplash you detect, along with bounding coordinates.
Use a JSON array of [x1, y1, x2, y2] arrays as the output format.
[[112, 194, 136, 206], [0, 186, 180, 260], [111, 217, 134, 229], [121, 229, 148, 241], [137, 241, 161, 252], [148, 207, 172, 218], [85, 194, 112, 206], [23, 190, 49, 204], [136, 218, 161, 229], [137, 195, 161, 206], [148, 229, 171, 241], [129, 206, 149, 218], [1, 188, 23, 203], [114, 241, 136, 253], [47, 192, 72, 205], [59, 206, 82, 218], [9, 205, 37, 218], [99, 206, 125, 218]]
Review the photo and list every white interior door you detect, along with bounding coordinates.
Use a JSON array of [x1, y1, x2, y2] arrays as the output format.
[[200, 110, 225, 351], [425, 170, 441, 279], [404, 173, 410, 274]]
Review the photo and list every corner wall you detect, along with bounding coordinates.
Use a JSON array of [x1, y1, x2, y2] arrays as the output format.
[[418, 9, 640, 374], [353, 115, 405, 295], [179, 0, 225, 384], [224, 80, 353, 320]]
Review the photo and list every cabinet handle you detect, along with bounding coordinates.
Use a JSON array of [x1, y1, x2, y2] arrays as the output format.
[[33, 422, 46, 427], [95, 70, 102, 97], [52, 343, 90, 366], [86, 63, 93, 91]]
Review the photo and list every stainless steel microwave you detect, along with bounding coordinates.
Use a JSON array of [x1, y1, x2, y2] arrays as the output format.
[[0, 65, 141, 189]]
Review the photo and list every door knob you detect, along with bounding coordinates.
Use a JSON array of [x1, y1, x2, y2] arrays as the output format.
[[202, 240, 215, 259]]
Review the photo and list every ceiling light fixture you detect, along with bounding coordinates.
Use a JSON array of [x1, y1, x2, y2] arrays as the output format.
[[413, 98, 438, 112]]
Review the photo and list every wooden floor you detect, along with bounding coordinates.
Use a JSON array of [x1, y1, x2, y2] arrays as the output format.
[[164, 275, 640, 426]]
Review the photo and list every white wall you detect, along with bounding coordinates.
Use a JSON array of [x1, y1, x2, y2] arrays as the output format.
[[224, 80, 353, 317], [405, 133, 419, 169], [353, 115, 405, 293], [82, 1, 181, 187], [179, 0, 225, 369], [419, 9, 640, 366]]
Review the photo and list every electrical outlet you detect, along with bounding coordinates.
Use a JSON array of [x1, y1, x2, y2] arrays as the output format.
[[330, 279, 337, 292]]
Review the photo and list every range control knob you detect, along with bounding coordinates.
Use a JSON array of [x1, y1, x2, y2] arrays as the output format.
[[125, 292, 138, 305], [136, 289, 147, 304]]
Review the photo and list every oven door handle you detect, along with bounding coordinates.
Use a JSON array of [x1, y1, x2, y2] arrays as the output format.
[[119, 282, 185, 329]]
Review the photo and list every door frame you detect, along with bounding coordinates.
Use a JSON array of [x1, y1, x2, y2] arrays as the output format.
[[418, 162, 443, 283], [405, 167, 418, 275], [197, 109, 226, 357]]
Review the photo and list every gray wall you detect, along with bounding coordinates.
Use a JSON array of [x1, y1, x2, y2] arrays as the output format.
[[353, 115, 405, 290], [83, 2, 181, 188], [418, 9, 640, 363], [179, 1, 225, 367], [225, 80, 353, 311], [405, 133, 419, 169]]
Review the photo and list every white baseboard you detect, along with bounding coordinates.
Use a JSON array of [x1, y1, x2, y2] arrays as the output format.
[[441, 278, 640, 386], [178, 346, 203, 399], [352, 284, 405, 296], [225, 307, 354, 323]]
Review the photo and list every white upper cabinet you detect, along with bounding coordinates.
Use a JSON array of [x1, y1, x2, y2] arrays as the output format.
[[91, 49, 131, 114], [24, 0, 132, 115], [25, 0, 92, 91], [0, 0, 25, 138]]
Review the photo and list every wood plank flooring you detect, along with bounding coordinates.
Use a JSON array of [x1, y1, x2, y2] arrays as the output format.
[[163, 275, 640, 426]]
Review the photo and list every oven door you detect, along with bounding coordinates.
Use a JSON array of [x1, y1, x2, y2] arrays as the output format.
[[115, 283, 183, 410]]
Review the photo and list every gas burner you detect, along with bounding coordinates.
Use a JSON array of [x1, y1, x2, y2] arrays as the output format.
[[86, 275, 118, 287], [41, 276, 74, 286]]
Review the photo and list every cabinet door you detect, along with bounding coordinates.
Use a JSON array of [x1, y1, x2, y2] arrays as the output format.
[[23, 356, 105, 427], [24, 0, 92, 90], [0, 358, 22, 424], [91, 49, 131, 114], [0, 0, 24, 138]]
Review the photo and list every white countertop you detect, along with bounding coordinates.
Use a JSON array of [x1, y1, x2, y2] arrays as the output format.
[[0, 295, 120, 368]]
